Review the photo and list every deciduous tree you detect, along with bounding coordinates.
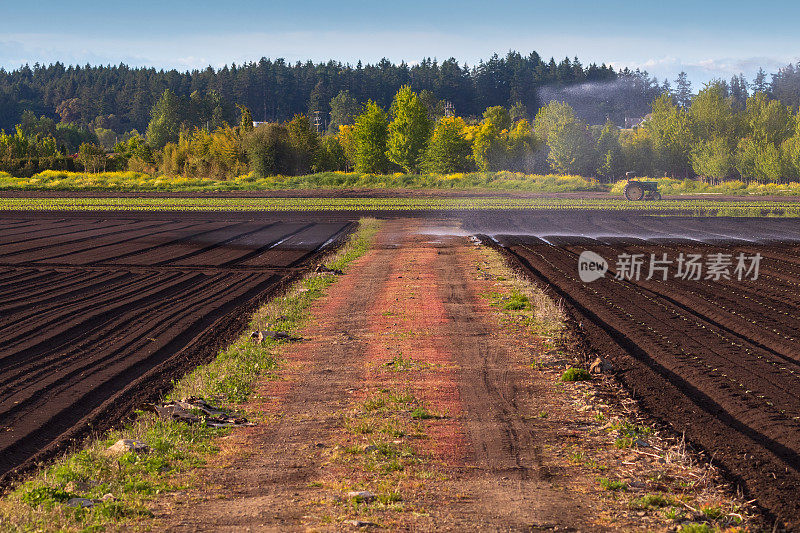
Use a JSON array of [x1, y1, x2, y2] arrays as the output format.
[[387, 86, 432, 173], [353, 101, 389, 173], [691, 136, 734, 181], [645, 94, 692, 177], [422, 116, 473, 173], [146, 89, 182, 149]]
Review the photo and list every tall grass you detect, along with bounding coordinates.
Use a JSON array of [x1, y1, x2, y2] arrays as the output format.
[[7, 171, 800, 196], [0, 170, 604, 192]]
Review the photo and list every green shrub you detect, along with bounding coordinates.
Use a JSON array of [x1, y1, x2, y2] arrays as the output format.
[[20, 486, 75, 507]]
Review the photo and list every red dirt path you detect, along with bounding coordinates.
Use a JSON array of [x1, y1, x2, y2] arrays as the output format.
[[151, 220, 673, 531]]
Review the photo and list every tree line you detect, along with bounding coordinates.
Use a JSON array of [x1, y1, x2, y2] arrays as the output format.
[[3, 55, 800, 183], [1, 51, 657, 136], [627, 82, 800, 183]]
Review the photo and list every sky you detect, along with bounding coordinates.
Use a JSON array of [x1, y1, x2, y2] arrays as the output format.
[[1, 0, 798, 88]]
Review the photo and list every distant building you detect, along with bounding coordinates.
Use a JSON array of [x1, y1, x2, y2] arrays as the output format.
[[624, 114, 651, 129], [253, 121, 268, 128]]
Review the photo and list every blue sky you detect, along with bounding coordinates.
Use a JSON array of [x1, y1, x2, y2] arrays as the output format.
[[1, 0, 798, 88]]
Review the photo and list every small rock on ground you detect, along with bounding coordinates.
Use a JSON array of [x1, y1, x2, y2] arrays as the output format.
[[346, 490, 375, 503], [106, 439, 149, 455], [66, 497, 95, 508]]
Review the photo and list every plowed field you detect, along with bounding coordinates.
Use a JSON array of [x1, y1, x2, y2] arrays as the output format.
[[494, 234, 800, 525], [0, 216, 353, 482]]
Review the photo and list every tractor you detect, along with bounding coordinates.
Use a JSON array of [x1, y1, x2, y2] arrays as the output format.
[[624, 180, 661, 201]]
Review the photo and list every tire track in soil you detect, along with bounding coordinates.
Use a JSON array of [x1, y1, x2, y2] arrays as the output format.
[[433, 239, 601, 531]]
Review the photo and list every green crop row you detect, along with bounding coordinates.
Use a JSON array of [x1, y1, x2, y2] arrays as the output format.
[[2, 196, 800, 217]]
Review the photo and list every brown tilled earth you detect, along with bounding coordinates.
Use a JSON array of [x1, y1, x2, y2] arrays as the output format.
[[497, 235, 800, 528], [147, 220, 756, 532], [0, 217, 353, 484]]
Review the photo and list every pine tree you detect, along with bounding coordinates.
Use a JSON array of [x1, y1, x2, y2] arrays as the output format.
[[327, 90, 360, 134], [752, 68, 768, 94], [729, 74, 749, 111], [674, 71, 692, 108]]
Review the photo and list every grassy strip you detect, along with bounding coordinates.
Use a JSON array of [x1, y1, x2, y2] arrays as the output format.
[[2, 196, 800, 217], [7, 170, 800, 197], [0, 170, 603, 193], [322, 386, 435, 524], [0, 218, 381, 532]]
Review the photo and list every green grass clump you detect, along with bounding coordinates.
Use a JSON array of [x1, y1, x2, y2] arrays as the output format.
[[19, 487, 74, 507], [612, 422, 653, 448], [560, 367, 592, 382], [598, 477, 627, 491], [630, 494, 673, 510], [502, 291, 530, 310], [410, 406, 436, 420], [700, 505, 724, 520], [384, 354, 418, 372]]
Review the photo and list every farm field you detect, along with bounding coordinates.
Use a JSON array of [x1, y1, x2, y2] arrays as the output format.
[[492, 231, 800, 523], [0, 214, 354, 482], [2, 206, 800, 528]]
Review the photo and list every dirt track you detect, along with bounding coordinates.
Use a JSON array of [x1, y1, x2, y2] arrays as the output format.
[[0, 216, 353, 483], [494, 235, 800, 527], [152, 221, 672, 531]]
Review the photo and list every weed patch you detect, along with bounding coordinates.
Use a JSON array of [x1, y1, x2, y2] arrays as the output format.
[[598, 478, 627, 492], [629, 494, 673, 510], [560, 367, 592, 382]]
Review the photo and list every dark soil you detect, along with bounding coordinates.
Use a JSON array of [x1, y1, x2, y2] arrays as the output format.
[[493, 234, 800, 528], [0, 216, 354, 485]]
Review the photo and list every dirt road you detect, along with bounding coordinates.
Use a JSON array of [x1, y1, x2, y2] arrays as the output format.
[[150, 220, 748, 531]]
